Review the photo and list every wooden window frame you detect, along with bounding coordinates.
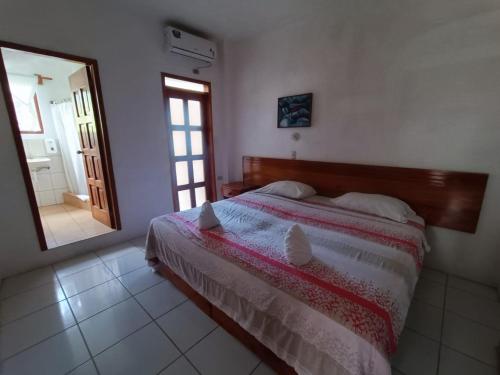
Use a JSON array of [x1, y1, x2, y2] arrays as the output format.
[[161, 73, 216, 211], [0, 40, 121, 251]]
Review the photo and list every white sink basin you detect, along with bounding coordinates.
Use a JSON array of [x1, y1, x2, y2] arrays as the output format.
[[27, 157, 51, 169]]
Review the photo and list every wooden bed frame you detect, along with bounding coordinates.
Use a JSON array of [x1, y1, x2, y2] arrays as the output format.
[[156, 156, 489, 374]]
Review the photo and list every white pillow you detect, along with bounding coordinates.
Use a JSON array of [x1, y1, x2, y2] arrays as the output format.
[[256, 181, 316, 199], [331, 192, 415, 223]]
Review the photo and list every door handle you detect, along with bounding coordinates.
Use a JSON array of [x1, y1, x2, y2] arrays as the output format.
[[76, 150, 83, 154]]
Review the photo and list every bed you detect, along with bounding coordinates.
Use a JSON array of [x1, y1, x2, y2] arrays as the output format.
[[145, 156, 488, 375]]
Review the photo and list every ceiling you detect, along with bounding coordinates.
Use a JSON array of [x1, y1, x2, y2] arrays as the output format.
[[117, 0, 337, 40], [1, 48, 83, 80]]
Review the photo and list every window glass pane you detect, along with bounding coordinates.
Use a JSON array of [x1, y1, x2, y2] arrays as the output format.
[[191, 131, 203, 155], [188, 100, 201, 126], [178, 189, 192, 211], [175, 161, 189, 186], [195, 187, 206, 207], [172, 131, 187, 156], [165, 77, 208, 93], [192, 160, 205, 183], [8, 74, 42, 133], [169, 98, 184, 125]]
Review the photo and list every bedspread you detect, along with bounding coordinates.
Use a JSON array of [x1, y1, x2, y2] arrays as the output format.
[[146, 192, 428, 375]]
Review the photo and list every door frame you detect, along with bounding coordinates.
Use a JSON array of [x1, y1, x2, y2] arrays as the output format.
[[0, 40, 121, 251], [161, 72, 216, 211]]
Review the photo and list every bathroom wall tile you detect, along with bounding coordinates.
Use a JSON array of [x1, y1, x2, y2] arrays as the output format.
[[30, 139, 46, 157], [37, 174, 53, 191], [35, 192, 41, 206], [30, 172, 40, 191], [36, 169, 51, 177], [50, 156, 64, 173], [22, 140, 31, 158], [39, 191, 57, 206], [51, 173, 68, 189], [54, 189, 68, 204]]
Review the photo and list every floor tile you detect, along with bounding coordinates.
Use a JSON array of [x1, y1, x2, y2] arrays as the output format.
[[159, 356, 198, 375], [0, 300, 75, 361], [67, 361, 98, 375], [79, 219, 114, 238], [46, 238, 59, 249], [97, 243, 141, 262], [413, 278, 446, 308], [446, 287, 500, 330], [438, 346, 497, 375], [442, 311, 500, 366], [405, 298, 443, 341], [52, 229, 88, 246], [186, 327, 259, 375], [68, 279, 130, 322], [40, 204, 67, 215], [118, 266, 164, 295], [129, 236, 146, 251], [104, 250, 147, 277], [157, 300, 217, 352], [0, 266, 58, 299], [59, 263, 115, 297], [391, 329, 440, 375], [252, 362, 277, 375], [0, 282, 65, 325], [79, 298, 151, 355], [448, 276, 498, 301], [0, 325, 90, 375], [94, 322, 180, 375], [136, 280, 187, 318], [54, 253, 103, 278], [67, 208, 97, 225], [420, 267, 447, 285]]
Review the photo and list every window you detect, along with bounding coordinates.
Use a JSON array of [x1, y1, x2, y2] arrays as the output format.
[[164, 77, 208, 93], [8, 74, 44, 133], [162, 74, 215, 211]]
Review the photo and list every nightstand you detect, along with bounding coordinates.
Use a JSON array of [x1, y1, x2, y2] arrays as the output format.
[[221, 181, 259, 199]]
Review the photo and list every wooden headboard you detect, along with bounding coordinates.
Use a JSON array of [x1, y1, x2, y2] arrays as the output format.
[[242, 156, 488, 233]]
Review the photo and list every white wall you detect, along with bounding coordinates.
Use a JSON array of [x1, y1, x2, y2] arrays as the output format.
[[0, 0, 227, 278], [224, 1, 500, 285]]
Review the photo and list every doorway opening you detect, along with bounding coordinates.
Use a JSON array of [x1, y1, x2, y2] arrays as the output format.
[[0, 41, 120, 249], [162, 73, 216, 211]]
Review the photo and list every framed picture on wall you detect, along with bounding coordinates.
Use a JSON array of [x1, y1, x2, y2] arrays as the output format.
[[277, 93, 312, 128]]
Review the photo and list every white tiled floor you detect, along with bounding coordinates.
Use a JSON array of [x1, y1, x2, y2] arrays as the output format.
[[392, 268, 500, 375], [39, 204, 114, 248], [1, 239, 498, 375]]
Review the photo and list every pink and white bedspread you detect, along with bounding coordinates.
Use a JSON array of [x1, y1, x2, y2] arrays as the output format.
[[145, 192, 428, 375]]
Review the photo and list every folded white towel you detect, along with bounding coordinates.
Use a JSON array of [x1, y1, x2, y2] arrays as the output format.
[[198, 201, 220, 230], [284, 224, 312, 266]]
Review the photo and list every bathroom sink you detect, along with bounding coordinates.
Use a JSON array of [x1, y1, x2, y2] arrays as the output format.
[[27, 157, 51, 169]]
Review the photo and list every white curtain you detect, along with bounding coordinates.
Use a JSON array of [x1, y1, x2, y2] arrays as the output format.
[[51, 102, 88, 196], [7, 74, 40, 132]]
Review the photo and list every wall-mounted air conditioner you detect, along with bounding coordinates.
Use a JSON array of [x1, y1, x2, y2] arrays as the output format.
[[165, 26, 216, 63]]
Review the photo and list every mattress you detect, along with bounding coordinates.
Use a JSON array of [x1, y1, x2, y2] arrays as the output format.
[[145, 192, 428, 375]]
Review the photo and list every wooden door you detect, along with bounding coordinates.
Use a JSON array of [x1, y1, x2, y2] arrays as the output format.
[[163, 76, 216, 211], [69, 67, 111, 226]]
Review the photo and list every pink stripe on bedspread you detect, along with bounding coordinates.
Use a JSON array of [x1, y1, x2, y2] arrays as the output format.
[[232, 195, 423, 269], [170, 213, 398, 354]]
